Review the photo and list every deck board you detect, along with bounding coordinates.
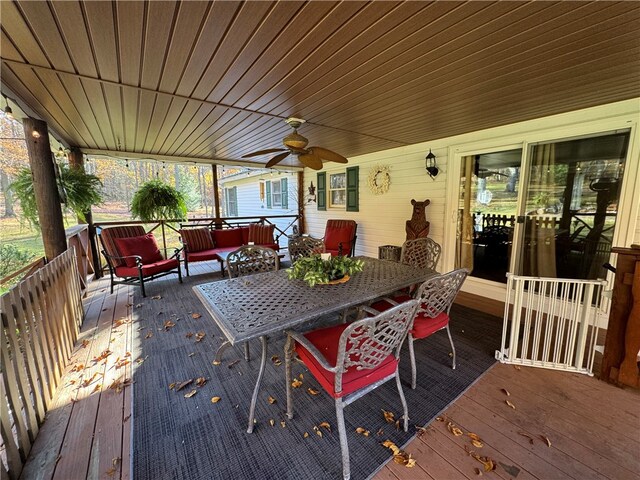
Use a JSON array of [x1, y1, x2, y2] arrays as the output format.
[[20, 261, 640, 480]]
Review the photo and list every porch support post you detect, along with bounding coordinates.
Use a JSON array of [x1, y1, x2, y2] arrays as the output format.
[[212, 164, 221, 228], [23, 117, 67, 260], [297, 171, 305, 234], [68, 147, 101, 277]]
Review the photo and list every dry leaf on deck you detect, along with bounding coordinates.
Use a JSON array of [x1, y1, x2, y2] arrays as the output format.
[[195, 331, 206, 342], [471, 439, 484, 448], [517, 431, 535, 444], [211, 396, 221, 403], [271, 355, 280, 363], [474, 467, 483, 476], [163, 320, 176, 330], [81, 372, 98, 388], [415, 426, 428, 438], [92, 350, 112, 363], [395, 420, 401, 431], [505, 400, 516, 409], [145, 331, 153, 339], [191, 313, 202, 319], [109, 378, 132, 393], [381, 440, 400, 455], [81, 340, 90, 348], [291, 378, 303, 388], [382, 409, 395, 423], [303, 432, 309, 438], [169, 383, 176, 390], [436, 416, 445, 422], [280, 421, 286, 428], [135, 303, 143, 308], [313, 426, 323, 437], [185, 332, 194, 338], [184, 389, 197, 398], [70, 363, 85, 373], [298, 373, 304, 380], [115, 358, 130, 369], [188, 352, 195, 357], [307, 387, 320, 395], [267, 396, 277, 404], [376, 428, 384, 436], [319, 421, 331, 432], [195, 377, 207, 387], [136, 356, 147, 364], [501, 388, 511, 396], [152, 295, 162, 300], [355, 427, 370, 436], [92, 384, 102, 393], [175, 379, 193, 391], [513, 365, 521, 371], [468, 433, 482, 442], [269, 419, 275, 426], [471, 453, 497, 472], [447, 422, 464, 437], [541, 435, 551, 447], [212, 360, 221, 366]]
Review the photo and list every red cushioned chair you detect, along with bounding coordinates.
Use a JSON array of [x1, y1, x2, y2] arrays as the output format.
[[99, 225, 182, 297], [323, 219, 357, 257], [371, 269, 469, 389], [284, 300, 419, 480]]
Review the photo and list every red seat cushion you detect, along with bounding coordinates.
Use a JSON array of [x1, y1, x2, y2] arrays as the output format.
[[180, 228, 214, 252], [185, 249, 219, 262], [115, 258, 179, 277], [295, 323, 398, 399], [211, 228, 244, 248], [370, 294, 412, 312], [248, 223, 275, 245], [114, 234, 163, 267], [410, 312, 449, 339]]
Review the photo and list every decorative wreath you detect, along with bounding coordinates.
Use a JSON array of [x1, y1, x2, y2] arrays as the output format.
[[368, 164, 391, 195]]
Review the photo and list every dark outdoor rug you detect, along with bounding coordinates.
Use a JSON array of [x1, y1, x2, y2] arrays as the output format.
[[131, 270, 502, 480]]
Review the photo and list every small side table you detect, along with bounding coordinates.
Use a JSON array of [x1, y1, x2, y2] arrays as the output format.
[[378, 245, 402, 262]]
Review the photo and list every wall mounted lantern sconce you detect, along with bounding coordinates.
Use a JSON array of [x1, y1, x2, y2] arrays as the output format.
[[2, 94, 13, 119], [425, 149, 438, 179]]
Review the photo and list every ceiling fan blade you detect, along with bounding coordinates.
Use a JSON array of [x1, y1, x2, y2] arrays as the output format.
[[242, 148, 287, 158], [265, 151, 291, 168], [308, 146, 348, 163], [298, 152, 323, 170]]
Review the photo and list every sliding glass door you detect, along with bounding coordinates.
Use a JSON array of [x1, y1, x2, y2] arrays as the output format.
[[456, 130, 630, 283]]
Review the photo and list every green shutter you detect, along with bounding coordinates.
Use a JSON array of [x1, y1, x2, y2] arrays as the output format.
[[346, 166, 359, 212], [281, 178, 288, 209], [317, 172, 326, 211], [231, 186, 238, 216], [266, 181, 272, 209]]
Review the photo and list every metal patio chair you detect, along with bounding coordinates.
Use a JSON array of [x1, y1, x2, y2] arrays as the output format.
[[288, 236, 326, 263], [400, 237, 442, 271]]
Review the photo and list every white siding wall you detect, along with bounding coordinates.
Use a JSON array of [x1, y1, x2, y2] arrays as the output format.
[[304, 99, 640, 278], [222, 172, 299, 245]]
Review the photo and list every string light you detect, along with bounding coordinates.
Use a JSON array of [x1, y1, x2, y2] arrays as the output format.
[[2, 94, 13, 119]]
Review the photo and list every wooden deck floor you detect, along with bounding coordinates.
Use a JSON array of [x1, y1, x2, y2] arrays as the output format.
[[20, 262, 640, 480]]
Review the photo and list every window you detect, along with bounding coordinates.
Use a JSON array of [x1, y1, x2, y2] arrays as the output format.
[[225, 186, 237, 216], [266, 178, 288, 209], [329, 173, 346, 207]]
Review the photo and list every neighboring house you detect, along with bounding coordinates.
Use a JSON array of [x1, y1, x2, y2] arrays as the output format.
[[303, 99, 640, 327], [219, 169, 299, 248]]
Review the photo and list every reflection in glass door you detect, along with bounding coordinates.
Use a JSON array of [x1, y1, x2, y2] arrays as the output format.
[[456, 131, 630, 284], [516, 131, 629, 280], [456, 149, 523, 283]]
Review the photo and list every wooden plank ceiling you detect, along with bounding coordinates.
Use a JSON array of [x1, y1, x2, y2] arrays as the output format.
[[1, 1, 639, 169]]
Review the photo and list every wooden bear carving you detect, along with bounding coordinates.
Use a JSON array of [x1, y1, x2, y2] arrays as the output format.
[[405, 199, 431, 240]]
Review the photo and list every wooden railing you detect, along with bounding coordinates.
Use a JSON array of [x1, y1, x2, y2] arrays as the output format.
[[92, 214, 300, 275], [65, 224, 96, 291], [1, 248, 84, 480]]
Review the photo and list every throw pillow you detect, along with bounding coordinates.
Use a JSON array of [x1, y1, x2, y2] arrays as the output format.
[[180, 228, 214, 252], [114, 234, 163, 268], [248, 223, 275, 245]]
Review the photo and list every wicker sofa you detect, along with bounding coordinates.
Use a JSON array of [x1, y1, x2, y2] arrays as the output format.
[[179, 224, 279, 276]]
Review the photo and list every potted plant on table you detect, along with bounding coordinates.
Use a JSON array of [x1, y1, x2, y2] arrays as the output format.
[[287, 254, 365, 287]]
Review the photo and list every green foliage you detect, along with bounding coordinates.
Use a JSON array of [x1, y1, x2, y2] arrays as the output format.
[[178, 173, 201, 211], [287, 255, 365, 287], [9, 164, 103, 228], [130, 179, 187, 221], [0, 243, 36, 279]]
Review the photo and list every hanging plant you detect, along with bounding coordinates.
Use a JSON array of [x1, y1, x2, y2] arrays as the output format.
[[10, 164, 103, 228], [130, 179, 187, 221]]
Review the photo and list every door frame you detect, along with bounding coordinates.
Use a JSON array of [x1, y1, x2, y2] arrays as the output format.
[[443, 115, 640, 327]]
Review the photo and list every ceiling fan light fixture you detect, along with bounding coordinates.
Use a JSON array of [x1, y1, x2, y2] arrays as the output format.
[[283, 130, 308, 149]]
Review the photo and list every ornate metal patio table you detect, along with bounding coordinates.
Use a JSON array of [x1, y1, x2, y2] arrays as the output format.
[[193, 256, 435, 433]]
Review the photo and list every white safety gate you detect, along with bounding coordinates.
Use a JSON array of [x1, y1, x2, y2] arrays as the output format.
[[496, 274, 606, 375]]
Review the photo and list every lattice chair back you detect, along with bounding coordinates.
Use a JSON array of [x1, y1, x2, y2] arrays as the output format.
[[334, 299, 418, 394], [288, 236, 326, 263], [226, 245, 279, 278], [400, 237, 442, 271], [414, 268, 469, 319]]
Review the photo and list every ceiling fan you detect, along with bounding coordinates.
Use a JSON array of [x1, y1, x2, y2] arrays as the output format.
[[241, 118, 348, 170]]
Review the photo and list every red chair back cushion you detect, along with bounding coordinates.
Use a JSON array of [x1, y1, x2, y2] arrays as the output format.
[[240, 226, 250, 245], [324, 221, 355, 255], [180, 228, 214, 252], [114, 234, 163, 267], [100, 225, 147, 267], [211, 228, 244, 248], [248, 223, 275, 245]]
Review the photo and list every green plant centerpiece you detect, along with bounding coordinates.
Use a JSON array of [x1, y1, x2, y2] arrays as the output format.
[[130, 179, 187, 221], [287, 255, 365, 287]]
